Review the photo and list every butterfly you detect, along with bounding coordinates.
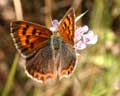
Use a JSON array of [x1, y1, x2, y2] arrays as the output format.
[[10, 8, 76, 83]]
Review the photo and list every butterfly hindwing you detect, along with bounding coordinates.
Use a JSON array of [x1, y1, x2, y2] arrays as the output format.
[[26, 44, 57, 83], [10, 21, 52, 58], [59, 43, 76, 78]]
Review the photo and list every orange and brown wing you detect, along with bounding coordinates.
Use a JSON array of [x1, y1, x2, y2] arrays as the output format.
[[58, 8, 75, 45], [10, 21, 56, 83], [10, 21, 52, 58], [26, 44, 57, 83], [59, 43, 76, 78], [58, 8, 76, 78]]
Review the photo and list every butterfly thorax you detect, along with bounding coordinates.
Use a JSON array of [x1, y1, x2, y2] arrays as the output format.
[[50, 30, 63, 50], [51, 35, 62, 50]]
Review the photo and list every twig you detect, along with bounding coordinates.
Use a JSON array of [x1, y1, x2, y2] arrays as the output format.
[[45, 0, 53, 27], [2, 54, 19, 96], [13, 0, 23, 20]]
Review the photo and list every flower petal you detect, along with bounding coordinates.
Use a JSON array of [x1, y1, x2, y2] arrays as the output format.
[[52, 19, 59, 29], [76, 25, 88, 34], [83, 31, 98, 45], [74, 25, 89, 42], [87, 35, 98, 44], [81, 25, 89, 33], [74, 41, 86, 50]]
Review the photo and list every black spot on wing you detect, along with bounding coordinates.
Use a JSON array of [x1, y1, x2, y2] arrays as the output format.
[[32, 29, 36, 35], [30, 43, 34, 49]]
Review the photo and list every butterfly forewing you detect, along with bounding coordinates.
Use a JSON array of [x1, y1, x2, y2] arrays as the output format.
[[59, 8, 75, 45], [10, 21, 52, 58]]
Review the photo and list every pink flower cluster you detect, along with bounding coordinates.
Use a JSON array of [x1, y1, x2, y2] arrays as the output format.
[[50, 20, 98, 50], [74, 25, 98, 50]]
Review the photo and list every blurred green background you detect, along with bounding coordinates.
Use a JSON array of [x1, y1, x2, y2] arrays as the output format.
[[0, 0, 120, 96]]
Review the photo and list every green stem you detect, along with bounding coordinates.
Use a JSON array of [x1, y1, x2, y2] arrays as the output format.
[[2, 54, 19, 96]]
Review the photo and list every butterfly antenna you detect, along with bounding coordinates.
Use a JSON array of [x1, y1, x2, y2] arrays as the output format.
[[75, 10, 88, 23]]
